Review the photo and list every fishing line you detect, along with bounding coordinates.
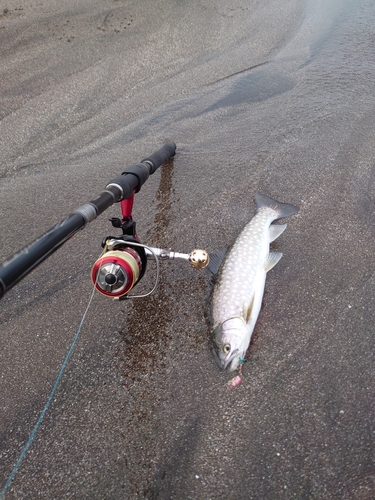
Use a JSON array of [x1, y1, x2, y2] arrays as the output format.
[[0, 252, 105, 499]]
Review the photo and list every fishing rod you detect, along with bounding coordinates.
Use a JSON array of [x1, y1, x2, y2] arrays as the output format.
[[0, 142, 211, 499], [0, 142, 209, 301]]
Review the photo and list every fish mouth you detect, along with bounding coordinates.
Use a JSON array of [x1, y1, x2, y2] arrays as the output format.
[[212, 347, 225, 370], [223, 353, 240, 371], [212, 346, 239, 371]]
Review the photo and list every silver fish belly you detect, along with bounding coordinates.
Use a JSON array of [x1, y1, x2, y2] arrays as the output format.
[[211, 191, 299, 372]]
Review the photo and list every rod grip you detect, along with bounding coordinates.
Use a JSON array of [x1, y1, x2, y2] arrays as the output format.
[[141, 141, 176, 174]]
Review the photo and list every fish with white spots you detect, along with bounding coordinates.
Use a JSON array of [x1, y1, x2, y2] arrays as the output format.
[[211, 191, 299, 373]]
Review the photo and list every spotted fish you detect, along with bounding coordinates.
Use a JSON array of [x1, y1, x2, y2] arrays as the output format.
[[211, 191, 299, 371]]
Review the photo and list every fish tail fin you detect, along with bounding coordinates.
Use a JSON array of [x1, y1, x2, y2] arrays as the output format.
[[255, 191, 299, 220]]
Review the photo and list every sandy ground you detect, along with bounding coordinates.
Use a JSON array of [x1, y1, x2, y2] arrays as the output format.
[[1, 0, 375, 498]]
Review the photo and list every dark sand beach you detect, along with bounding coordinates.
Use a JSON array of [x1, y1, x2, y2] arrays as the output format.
[[1, 0, 375, 497]]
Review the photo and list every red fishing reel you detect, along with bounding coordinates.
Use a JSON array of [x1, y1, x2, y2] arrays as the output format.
[[91, 246, 143, 298], [91, 236, 209, 300], [91, 180, 209, 300]]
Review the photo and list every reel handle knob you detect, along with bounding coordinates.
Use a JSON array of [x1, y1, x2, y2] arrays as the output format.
[[188, 249, 209, 269]]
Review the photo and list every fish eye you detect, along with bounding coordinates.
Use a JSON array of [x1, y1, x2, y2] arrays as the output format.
[[222, 344, 231, 355]]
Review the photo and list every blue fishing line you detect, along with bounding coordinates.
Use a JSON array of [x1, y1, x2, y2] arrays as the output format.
[[0, 288, 96, 499]]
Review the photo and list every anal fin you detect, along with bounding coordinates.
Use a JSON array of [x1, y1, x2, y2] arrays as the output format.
[[269, 224, 287, 243]]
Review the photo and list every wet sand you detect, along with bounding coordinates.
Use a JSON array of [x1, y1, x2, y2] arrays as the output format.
[[1, 0, 375, 498]]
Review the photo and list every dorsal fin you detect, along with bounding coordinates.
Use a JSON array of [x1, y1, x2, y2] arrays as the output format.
[[207, 250, 226, 274]]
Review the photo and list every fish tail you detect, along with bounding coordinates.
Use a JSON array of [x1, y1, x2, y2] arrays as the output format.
[[255, 191, 299, 220]]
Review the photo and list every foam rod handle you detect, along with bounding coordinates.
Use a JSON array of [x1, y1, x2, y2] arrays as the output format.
[[141, 142, 176, 174]]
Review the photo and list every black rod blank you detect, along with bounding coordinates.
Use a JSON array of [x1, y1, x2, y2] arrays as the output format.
[[0, 142, 176, 299]]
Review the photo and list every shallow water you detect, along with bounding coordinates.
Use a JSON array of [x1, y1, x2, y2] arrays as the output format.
[[1, 0, 375, 498]]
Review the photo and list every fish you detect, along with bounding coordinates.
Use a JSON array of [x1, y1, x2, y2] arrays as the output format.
[[211, 191, 299, 372]]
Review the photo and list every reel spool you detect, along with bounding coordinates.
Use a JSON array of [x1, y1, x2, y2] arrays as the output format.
[[91, 247, 142, 298]]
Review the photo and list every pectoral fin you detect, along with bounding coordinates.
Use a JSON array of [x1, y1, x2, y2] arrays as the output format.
[[264, 252, 283, 272], [243, 294, 255, 323], [269, 224, 287, 242]]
